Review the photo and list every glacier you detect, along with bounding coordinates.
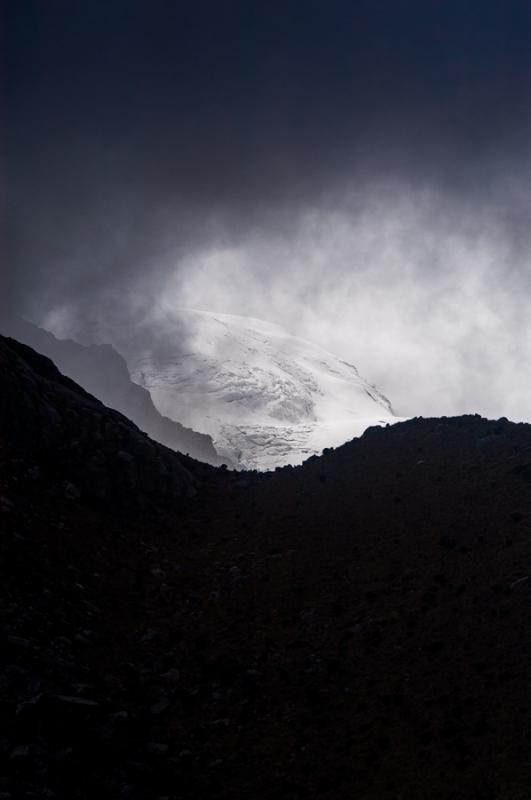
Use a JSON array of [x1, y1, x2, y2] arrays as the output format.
[[121, 310, 400, 470]]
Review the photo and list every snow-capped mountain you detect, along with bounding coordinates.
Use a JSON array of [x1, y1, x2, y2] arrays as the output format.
[[122, 310, 399, 470]]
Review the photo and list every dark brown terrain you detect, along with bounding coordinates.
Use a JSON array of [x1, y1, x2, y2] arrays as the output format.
[[2, 333, 531, 799]]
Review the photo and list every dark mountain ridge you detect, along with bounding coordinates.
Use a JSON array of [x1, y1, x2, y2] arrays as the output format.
[[2, 334, 531, 799], [0, 315, 229, 466], [0, 334, 215, 504]]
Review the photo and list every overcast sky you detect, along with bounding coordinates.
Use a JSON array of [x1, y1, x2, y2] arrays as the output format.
[[4, 1, 531, 419]]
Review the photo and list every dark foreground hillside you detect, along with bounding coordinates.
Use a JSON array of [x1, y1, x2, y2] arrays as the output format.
[[0, 315, 228, 466], [2, 334, 531, 799]]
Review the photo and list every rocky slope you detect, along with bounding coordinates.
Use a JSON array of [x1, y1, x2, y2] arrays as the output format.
[[2, 335, 531, 799], [0, 335, 213, 502], [0, 316, 227, 466]]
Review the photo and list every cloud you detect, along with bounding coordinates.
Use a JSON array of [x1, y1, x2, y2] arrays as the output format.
[[35, 175, 531, 422], [5, 2, 531, 422]]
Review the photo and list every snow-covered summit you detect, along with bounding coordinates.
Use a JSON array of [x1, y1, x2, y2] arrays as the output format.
[[123, 310, 399, 470]]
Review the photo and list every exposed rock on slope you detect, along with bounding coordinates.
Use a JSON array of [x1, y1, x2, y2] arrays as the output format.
[[0, 316, 227, 466]]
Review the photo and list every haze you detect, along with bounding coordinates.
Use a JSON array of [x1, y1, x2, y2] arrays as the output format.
[[4, 1, 531, 421]]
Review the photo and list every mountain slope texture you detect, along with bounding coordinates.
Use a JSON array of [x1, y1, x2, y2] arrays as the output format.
[[2, 334, 531, 799]]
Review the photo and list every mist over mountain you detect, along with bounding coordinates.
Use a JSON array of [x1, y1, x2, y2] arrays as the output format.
[[16, 308, 398, 469], [120, 310, 398, 469], [4, 2, 531, 796], [6, 2, 531, 421]]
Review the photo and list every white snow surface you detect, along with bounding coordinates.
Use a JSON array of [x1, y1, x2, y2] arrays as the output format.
[[122, 310, 400, 470]]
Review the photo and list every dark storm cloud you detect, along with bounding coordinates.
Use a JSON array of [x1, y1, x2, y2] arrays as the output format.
[[4, 1, 531, 420], [5, 0, 531, 310]]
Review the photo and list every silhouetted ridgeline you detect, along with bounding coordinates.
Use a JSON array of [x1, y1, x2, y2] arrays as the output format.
[[0, 335, 214, 503], [2, 333, 531, 799], [0, 316, 229, 466]]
